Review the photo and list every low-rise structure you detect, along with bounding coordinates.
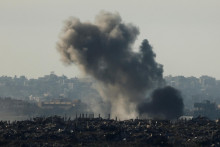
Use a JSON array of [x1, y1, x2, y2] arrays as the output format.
[[38, 98, 81, 110]]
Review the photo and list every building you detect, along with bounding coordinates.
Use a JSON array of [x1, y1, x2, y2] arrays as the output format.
[[38, 98, 81, 110], [194, 100, 220, 120]]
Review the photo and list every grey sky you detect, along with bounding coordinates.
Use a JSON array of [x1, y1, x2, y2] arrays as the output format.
[[0, 0, 220, 79]]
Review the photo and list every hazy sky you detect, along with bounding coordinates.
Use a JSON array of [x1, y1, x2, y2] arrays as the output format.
[[1, 0, 220, 79]]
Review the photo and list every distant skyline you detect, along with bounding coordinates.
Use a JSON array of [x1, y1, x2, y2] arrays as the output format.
[[1, 0, 220, 79]]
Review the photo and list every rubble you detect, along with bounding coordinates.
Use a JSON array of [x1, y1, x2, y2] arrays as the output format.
[[0, 116, 220, 146]]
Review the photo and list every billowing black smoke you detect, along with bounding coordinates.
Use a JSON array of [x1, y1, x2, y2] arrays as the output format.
[[57, 11, 184, 119], [138, 86, 184, 120]]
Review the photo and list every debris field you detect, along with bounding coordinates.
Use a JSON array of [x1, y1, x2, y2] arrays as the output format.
[[0, 116, 220, 146]]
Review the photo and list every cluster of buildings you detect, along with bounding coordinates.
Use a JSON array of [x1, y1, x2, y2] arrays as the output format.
[[0, 72, 97, 102], [1, 74, 220, 120], [165, 75, 220, 109]]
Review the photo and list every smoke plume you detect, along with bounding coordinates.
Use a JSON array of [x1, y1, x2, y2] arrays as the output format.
[[57, 11, 183, 119], [138, 86, 184, 119]]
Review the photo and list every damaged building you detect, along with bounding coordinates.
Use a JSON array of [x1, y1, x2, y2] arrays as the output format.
[[194, 100, 220, 120]]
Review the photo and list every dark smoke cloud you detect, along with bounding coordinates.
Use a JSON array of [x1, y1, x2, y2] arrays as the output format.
[[138, 86, 184, 120], [57, 11, 183, 119]]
